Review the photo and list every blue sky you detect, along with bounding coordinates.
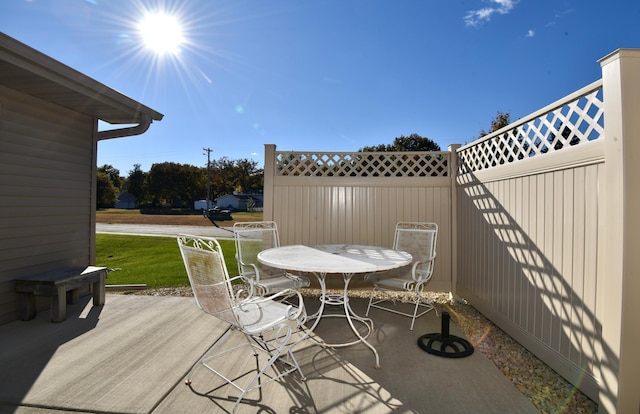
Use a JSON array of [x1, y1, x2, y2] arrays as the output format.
[[2, 0, 639, 175]]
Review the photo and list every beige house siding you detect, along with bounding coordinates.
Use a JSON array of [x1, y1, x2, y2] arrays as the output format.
[[0, 85, 96, 324], [0, 33, 162, 325]]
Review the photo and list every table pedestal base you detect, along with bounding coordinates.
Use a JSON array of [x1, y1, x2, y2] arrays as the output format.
[[303, 272, 380, 368]]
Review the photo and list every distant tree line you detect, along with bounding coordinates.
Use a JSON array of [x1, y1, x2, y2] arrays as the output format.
[[97, 124, 510, 209], [96, 158, 263, 209], [479, 111, 511, 137], [358, 133, 440, 152]]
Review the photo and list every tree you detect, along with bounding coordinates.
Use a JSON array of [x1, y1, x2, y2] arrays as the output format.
[[105, 157, 265, 209], [98, 164, 123, 190], [96, 171, 118, 208], [146, 162, 207, 207], [207, 157, 264, 199], [122, 164, 147, 207], [479, 111, 511, 137], [359, 133, 440, 152], [234, 158, 264, 193], [208, 157, 237, 200]]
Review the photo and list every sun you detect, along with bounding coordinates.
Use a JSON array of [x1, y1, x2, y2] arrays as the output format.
[[137, 11, 184, 56]]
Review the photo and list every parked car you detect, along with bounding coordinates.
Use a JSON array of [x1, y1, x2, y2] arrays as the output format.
[[203, 207, 233, 222]]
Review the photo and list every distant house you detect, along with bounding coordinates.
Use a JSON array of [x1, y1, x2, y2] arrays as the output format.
[[216, 193, 264, 212], [194, 199, 214, 210], [114, 192, 137, 209], [0, 33, 163, 324]]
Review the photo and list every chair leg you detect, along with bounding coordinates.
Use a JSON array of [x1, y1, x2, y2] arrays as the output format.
[[368, 287, 438, 330], [232, 335, 304, 412], [412, 295, 438, 330], [365, 286, 378, 316], [410, 290, 424, 330], [186, 327, 233, 385], [410, 298, 422, 331]]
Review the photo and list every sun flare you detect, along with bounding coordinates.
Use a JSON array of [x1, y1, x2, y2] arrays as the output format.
[[137, 11, 184, 56]]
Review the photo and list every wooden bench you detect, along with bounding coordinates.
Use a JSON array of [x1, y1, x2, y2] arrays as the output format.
[[15, 266, 108, 323]]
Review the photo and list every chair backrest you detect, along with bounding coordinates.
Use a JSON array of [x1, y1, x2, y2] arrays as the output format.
[[393, 222, 438, 281], [177, 235, 239, 327], [233, 221, 283, 279]]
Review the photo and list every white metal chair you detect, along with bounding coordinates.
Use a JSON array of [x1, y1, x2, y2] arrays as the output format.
[[177, 234, 307, 413], [365, 222, 439, 330], [233, 221, 310, 295]]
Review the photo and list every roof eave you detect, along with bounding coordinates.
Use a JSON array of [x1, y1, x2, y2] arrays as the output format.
[[0, 33, 164, 127]]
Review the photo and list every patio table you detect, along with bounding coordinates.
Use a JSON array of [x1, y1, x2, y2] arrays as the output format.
[[257, 244, 412, 368]]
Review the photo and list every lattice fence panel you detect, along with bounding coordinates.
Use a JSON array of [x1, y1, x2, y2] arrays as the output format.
[[275, 151, 450, 177], [458, 85, 604, 174]]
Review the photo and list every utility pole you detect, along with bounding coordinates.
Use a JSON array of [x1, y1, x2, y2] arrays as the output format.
[[203, 147, 212, 210]]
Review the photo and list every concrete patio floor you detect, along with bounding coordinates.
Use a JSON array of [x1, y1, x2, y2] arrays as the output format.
[[0, 293, 538, 414]]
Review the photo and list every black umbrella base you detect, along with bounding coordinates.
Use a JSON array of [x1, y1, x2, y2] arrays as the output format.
[[417, 312, 474, 358]]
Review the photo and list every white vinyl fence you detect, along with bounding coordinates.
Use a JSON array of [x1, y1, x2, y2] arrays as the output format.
[[262, 49, 640, 413], [456, 79, 605, 402], [263, 148, 454, 291]]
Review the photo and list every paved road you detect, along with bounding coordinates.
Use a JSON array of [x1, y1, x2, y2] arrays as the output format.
[[96, 223, 236, 239]]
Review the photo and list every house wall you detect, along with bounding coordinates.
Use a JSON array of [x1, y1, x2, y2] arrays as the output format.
[[216, 194, 264, 211], [215, 194, 240, 210], [0, 85, 96, 324]]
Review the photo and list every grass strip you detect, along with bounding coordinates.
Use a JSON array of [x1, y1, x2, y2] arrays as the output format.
[[96, 234, 238, 288]]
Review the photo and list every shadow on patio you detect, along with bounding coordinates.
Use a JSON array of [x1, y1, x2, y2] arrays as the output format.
[[0, 294, 536, 414]]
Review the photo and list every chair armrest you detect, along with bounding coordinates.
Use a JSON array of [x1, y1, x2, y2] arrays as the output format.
[[237, 262, 269, 295], [244, 262, 262, 282], [410, 254, 436, 283], [282, 289, 307, 324], [241, 288, 307, 325], [227, 274, 246, 284], [410, 261, 422, 282], [225, 274, 257, 299]]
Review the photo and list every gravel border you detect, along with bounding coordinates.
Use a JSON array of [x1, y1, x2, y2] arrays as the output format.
[[116, 287, 598, 413]]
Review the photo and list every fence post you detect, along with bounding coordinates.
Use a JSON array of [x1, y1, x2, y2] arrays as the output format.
[[448, 144, 461, 295], [599, 48, 640, 414], [263, 144, 276, 221]]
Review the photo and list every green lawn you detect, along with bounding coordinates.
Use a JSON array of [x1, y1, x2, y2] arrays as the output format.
[[96, 234, 238, 288]]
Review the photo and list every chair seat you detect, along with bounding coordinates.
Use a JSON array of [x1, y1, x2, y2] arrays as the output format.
[[368, 276, 413, 290], [259, 274, 310, 291], [234, 297, 294, 335], [365, 267, 415, 288]]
